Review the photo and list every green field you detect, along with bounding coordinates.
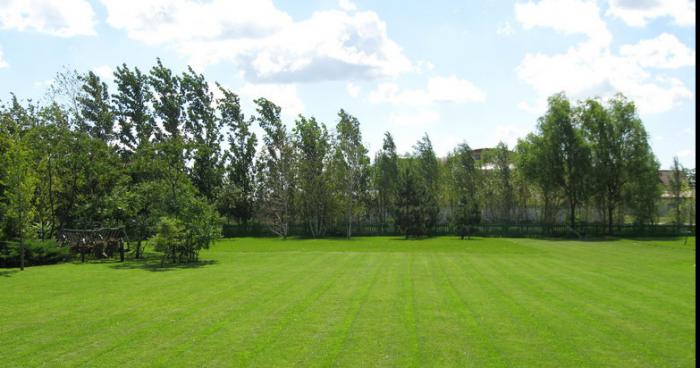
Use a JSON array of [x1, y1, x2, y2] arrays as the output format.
[[0, 236, 695, 367]]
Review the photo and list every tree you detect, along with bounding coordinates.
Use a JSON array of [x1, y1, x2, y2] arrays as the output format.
[[149, 58, 183, 140], [413, 134, 440, 234], [373, 132, 399, 228], [669, 156, 686, 226], [181, 66, 223, 200], [605, 95, 660, 226], [394, 159, 428, 238], [2, 134, 37, 270], [447, 143, 480, 239], [516, 132, 561, 228], [293, 115, 332, 237], [77, 71, 114, 142], [485, 142, 514, 223], [255, 98, 294, 238], [333, 109, 369, 239], [542, 93, 590, 229], [217, 84, 257, 224], [112, 63, 155, 154]]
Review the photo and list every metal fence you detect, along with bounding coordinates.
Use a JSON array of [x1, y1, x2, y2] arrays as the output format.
[[222, 223, 696, 239]]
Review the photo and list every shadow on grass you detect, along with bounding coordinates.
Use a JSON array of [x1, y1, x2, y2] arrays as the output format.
[[107, 254, 217, 272], [0, 269, 19, 277]]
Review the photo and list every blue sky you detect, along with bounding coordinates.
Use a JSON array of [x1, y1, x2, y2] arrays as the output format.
[[0, 0, 695, 168]]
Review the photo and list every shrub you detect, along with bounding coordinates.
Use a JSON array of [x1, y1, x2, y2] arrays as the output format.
[[151, 199, 222, 264], [0, 239, 71, 267]]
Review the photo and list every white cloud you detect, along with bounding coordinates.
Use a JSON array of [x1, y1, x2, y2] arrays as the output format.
[[369, 76, 486, 105], [427, 76, 486, 103], [387, 110, 440, 127], [606, 0, 695, 27], [338, 0, 357, 12], [515, 0, 612, 47], [675, 149, 694, 158], [490, 124, 530, 148], [516, 42, 693, 114], [0, 46, 7, 68], [496, 21, 515, 36], [239, 83, 304, 117], [100, 0, 412, 83], [415, 60, 435, 73], [346, 82, 361, 98], [514, 0, 693, 115], [33, 78, 54, 88], [0, 0, 96, 37], [92, 65, 114, 83], [620, 33, 695, 69]]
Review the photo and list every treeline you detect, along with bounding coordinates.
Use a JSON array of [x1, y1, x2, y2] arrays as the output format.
[[0, 60, 688, 252]]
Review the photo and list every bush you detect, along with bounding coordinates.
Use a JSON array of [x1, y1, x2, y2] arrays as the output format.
[[0, 239, 71, 267], [150, 199, 222, 264]]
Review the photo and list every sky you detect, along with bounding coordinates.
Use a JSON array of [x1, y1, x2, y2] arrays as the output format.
[[0, 0, 695, 168]]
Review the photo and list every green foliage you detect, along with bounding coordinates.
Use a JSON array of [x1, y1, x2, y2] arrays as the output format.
[[0, 239, 70, 267], [292, 115, 333, 237], [217, 84, 256, 224], [77, 71, 114, 142], [373, 132, 399, 225], [447, 143, 481, 239], [413, 134, 440, 233], [332, 109, 370, 239], [112, 63, 154, 153], [394, 159, 431, 238], [255, 98, 294, 238], [151, 197, 221, 264]]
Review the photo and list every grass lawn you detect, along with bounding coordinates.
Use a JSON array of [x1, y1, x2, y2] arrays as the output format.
[[0, 236, 695, 367]]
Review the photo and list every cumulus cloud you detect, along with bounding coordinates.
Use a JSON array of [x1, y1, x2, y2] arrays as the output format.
[[346, 82, 361, 98], [515, 0, 612, 47], [92, 65, 114, 82], [514, 0, 694, 115], [100, 0, 412, 83], [606, 0, 695, 27], [387, 110, 440, 127], [490, 124, 531, 148], [0, 0, 96, 37], [338, 0, 357, 12], [369, 76, 486, 105], [496, 21, 515, 36], [239, 83, 304, 117], [620, 33, 695, 69]]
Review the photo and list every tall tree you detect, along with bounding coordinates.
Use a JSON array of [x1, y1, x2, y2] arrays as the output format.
[[516, 132, 561, 227], [255, 98, 294, 238], [149, 58, 183, 140], [488, 142, 514, 223], [77, 71, 114, 142], [112, 63, 155, 154], [373, 132, 399, 227], [414, 134, 440, 234], [181, 66, 223, 200], [217, 84, 257, 224], [669, 156, 686, 226], [541, 93, 590, 229], [394, 158, 428, 238], [333, 109, 369, 239], [293, 115, 332, 237], [2, 133, 37, 270], [447, 143, 481, 239], [607, 95, 660, 226]]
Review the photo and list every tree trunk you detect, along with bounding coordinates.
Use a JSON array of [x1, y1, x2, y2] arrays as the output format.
[[607, 206, 614, 235], [19, 237, 25, 271], [570, 201, 576, 230]]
